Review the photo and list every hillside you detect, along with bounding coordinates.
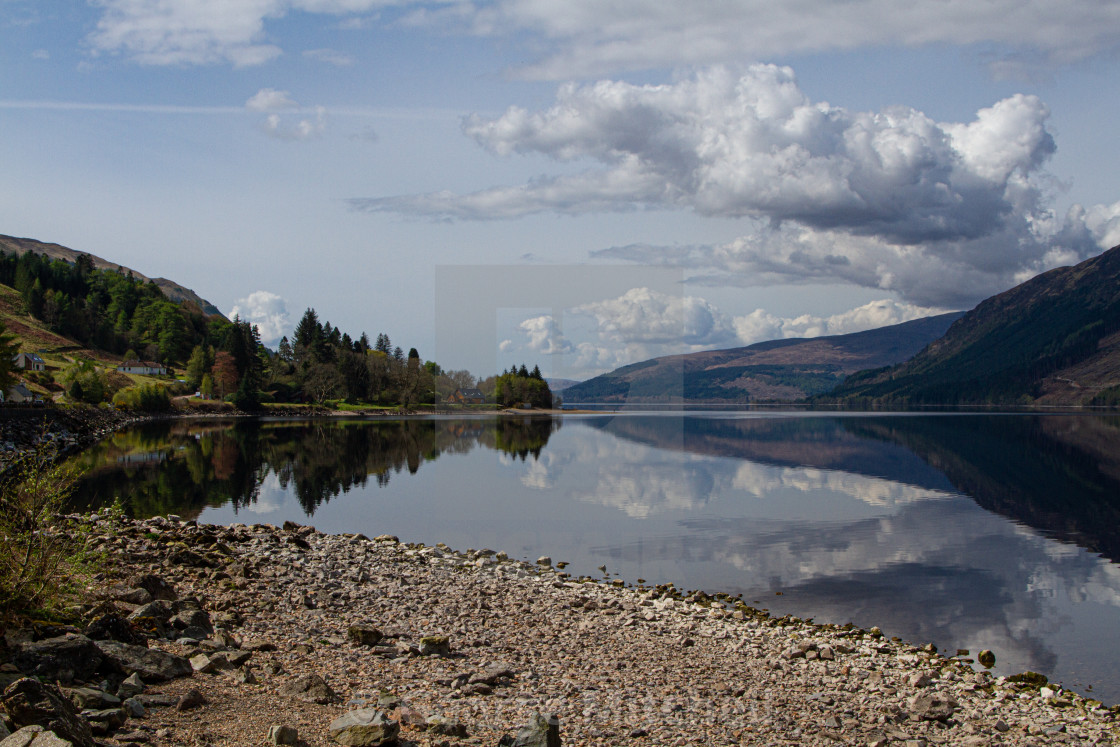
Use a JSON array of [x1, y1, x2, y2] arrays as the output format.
[[827, 244, 1120, 406], [0, 234, 226, 319], [562, 312, 963, 403]]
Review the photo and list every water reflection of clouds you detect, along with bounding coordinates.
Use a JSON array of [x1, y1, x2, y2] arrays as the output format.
[[242, 472, 287, 515], [732, 463, 956, 507], [549, 423, 1120, 694]]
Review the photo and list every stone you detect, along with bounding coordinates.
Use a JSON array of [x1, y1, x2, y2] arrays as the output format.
[[63, 688, 119, 710], [83, 615, 147, 646], [907, 693, 957, 721], [426, 715, 468, 737], [347, 625, 383, 646], [93, 641, 192, 682], [977, 650, 996, 668], [0, 679, 94, 747], [133, 574, 177, 601], [126, 601, 173, 625], [1008, 671, 1048, 687], [268, 725, 299, 745], [277, 674, 338, 704], [0, 726, 43, 747], [116, 673, 145, 700], [10, 635, 102, 684], [81, 708, 125, 732], [189, 654, 217, 674], [175, 689, 206, 711], [536, 557, 552, 567], [327, 709, 398, 746], [121, 698, 145, 719], [908, 673, 932, 688], [418, 635, 450, 657], [502, 712, 560, 747]]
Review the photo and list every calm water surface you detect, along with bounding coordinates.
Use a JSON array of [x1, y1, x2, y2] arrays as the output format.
[[68, 412, 1120, 703]]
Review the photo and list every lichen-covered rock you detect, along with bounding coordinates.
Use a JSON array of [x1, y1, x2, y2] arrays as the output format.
[[500, 712, 560, 747], [417, 635, 449, 657], [327, 709, 398, 746], [346, 625, 383, 646]]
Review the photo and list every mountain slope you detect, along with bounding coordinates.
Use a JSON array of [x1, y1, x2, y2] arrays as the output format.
[[0, 234, 227, 319], [827, 244, 1120, 406], [563, 312, 964, 403]]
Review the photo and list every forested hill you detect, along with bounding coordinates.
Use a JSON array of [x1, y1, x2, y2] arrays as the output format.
[[0, 235, 225, 318], [825, 244, 1120, 406], [562, 312, 963, 404]]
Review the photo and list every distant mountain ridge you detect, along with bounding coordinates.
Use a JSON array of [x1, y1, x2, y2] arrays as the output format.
[[827, 244, 1120, 406], [0, 234, 227, 320], [562, 312, 964, 404]]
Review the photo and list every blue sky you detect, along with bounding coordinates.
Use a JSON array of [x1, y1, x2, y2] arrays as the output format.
[[2, 1, 1119, 380]]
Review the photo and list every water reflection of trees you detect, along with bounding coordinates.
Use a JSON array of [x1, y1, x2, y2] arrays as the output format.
[[67, 416, 561, 519]]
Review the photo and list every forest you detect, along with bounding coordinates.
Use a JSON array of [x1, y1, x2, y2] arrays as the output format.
[[0, 250, 551, 409]]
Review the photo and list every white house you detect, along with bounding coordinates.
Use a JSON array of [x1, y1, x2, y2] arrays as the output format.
[[117, 360, 168, 376], [12, 352, 45, 371]]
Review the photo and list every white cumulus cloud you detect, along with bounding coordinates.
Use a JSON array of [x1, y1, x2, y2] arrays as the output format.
[[245, 88, 298, 111], [229, 290, 292, 345]]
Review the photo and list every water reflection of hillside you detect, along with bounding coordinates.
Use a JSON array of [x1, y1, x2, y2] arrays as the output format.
[[67, 416, 560, 519], [587, 414, 1120, 562]]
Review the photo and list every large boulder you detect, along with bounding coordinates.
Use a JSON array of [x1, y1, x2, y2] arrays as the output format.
[[93, 640, 191, 682], [0, 678, 94, 747], [9, 635, 102, 684], [907, 693, 957, 721], [328, 709, 398, 746]]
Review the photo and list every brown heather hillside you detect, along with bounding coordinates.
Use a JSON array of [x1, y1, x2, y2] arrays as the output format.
[[562, 312, 963, 403]]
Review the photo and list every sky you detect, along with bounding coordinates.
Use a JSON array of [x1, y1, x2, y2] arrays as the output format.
[[2, 1, 1120, 381]]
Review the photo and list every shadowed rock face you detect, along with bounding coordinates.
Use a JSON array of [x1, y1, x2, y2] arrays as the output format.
[[1, 678, 95, 747]]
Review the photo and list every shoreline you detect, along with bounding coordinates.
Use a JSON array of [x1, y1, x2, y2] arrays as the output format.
[[3, 515, 1116, 746]]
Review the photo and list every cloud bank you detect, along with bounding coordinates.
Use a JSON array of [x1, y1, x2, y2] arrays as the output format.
[[357, 66, 1119, 308], [88, 1, 1120, 76], [510, 290, 944, 374]]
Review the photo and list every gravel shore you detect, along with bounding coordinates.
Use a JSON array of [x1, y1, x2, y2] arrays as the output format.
[[4, 513, 1115, 746]]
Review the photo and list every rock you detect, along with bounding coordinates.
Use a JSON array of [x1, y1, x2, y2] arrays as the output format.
[[115, 673, 145, 700], [114, 732, 149, 743], [0, 679, 94, 747], [230, 666, 257, 685], [977, 650, 996, 668], [82, 707, 125, 732], [93, 641, 192, 682], [0, 726, 72, 747], [10, 635, 102, 684], [175, 689, 206, 711], [121, 698, 145, 719], [907, 693, 957, 721], [277, 674, 338, 704], [907, 673, 932, 688], [536, 556, 552, 567], [347, 625, 383, 646], [83, 615, 147, 646], [133, 574, 177, 601], [268, 725, 299, 745], [126, 601, 173, 625], [1008, 671, 1048, 687], [327, 709, 398, 746], [501, 712, 560, 747], [470, 664, 515, 686], [189, 654, 217, 674], [63, 688, 119, 710], [426, 715, 468, 737], [418, 635, 450, 657]]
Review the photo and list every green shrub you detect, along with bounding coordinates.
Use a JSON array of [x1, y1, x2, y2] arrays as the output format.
[[112, 383, 172, 412], [0, 450, 93, 622]]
